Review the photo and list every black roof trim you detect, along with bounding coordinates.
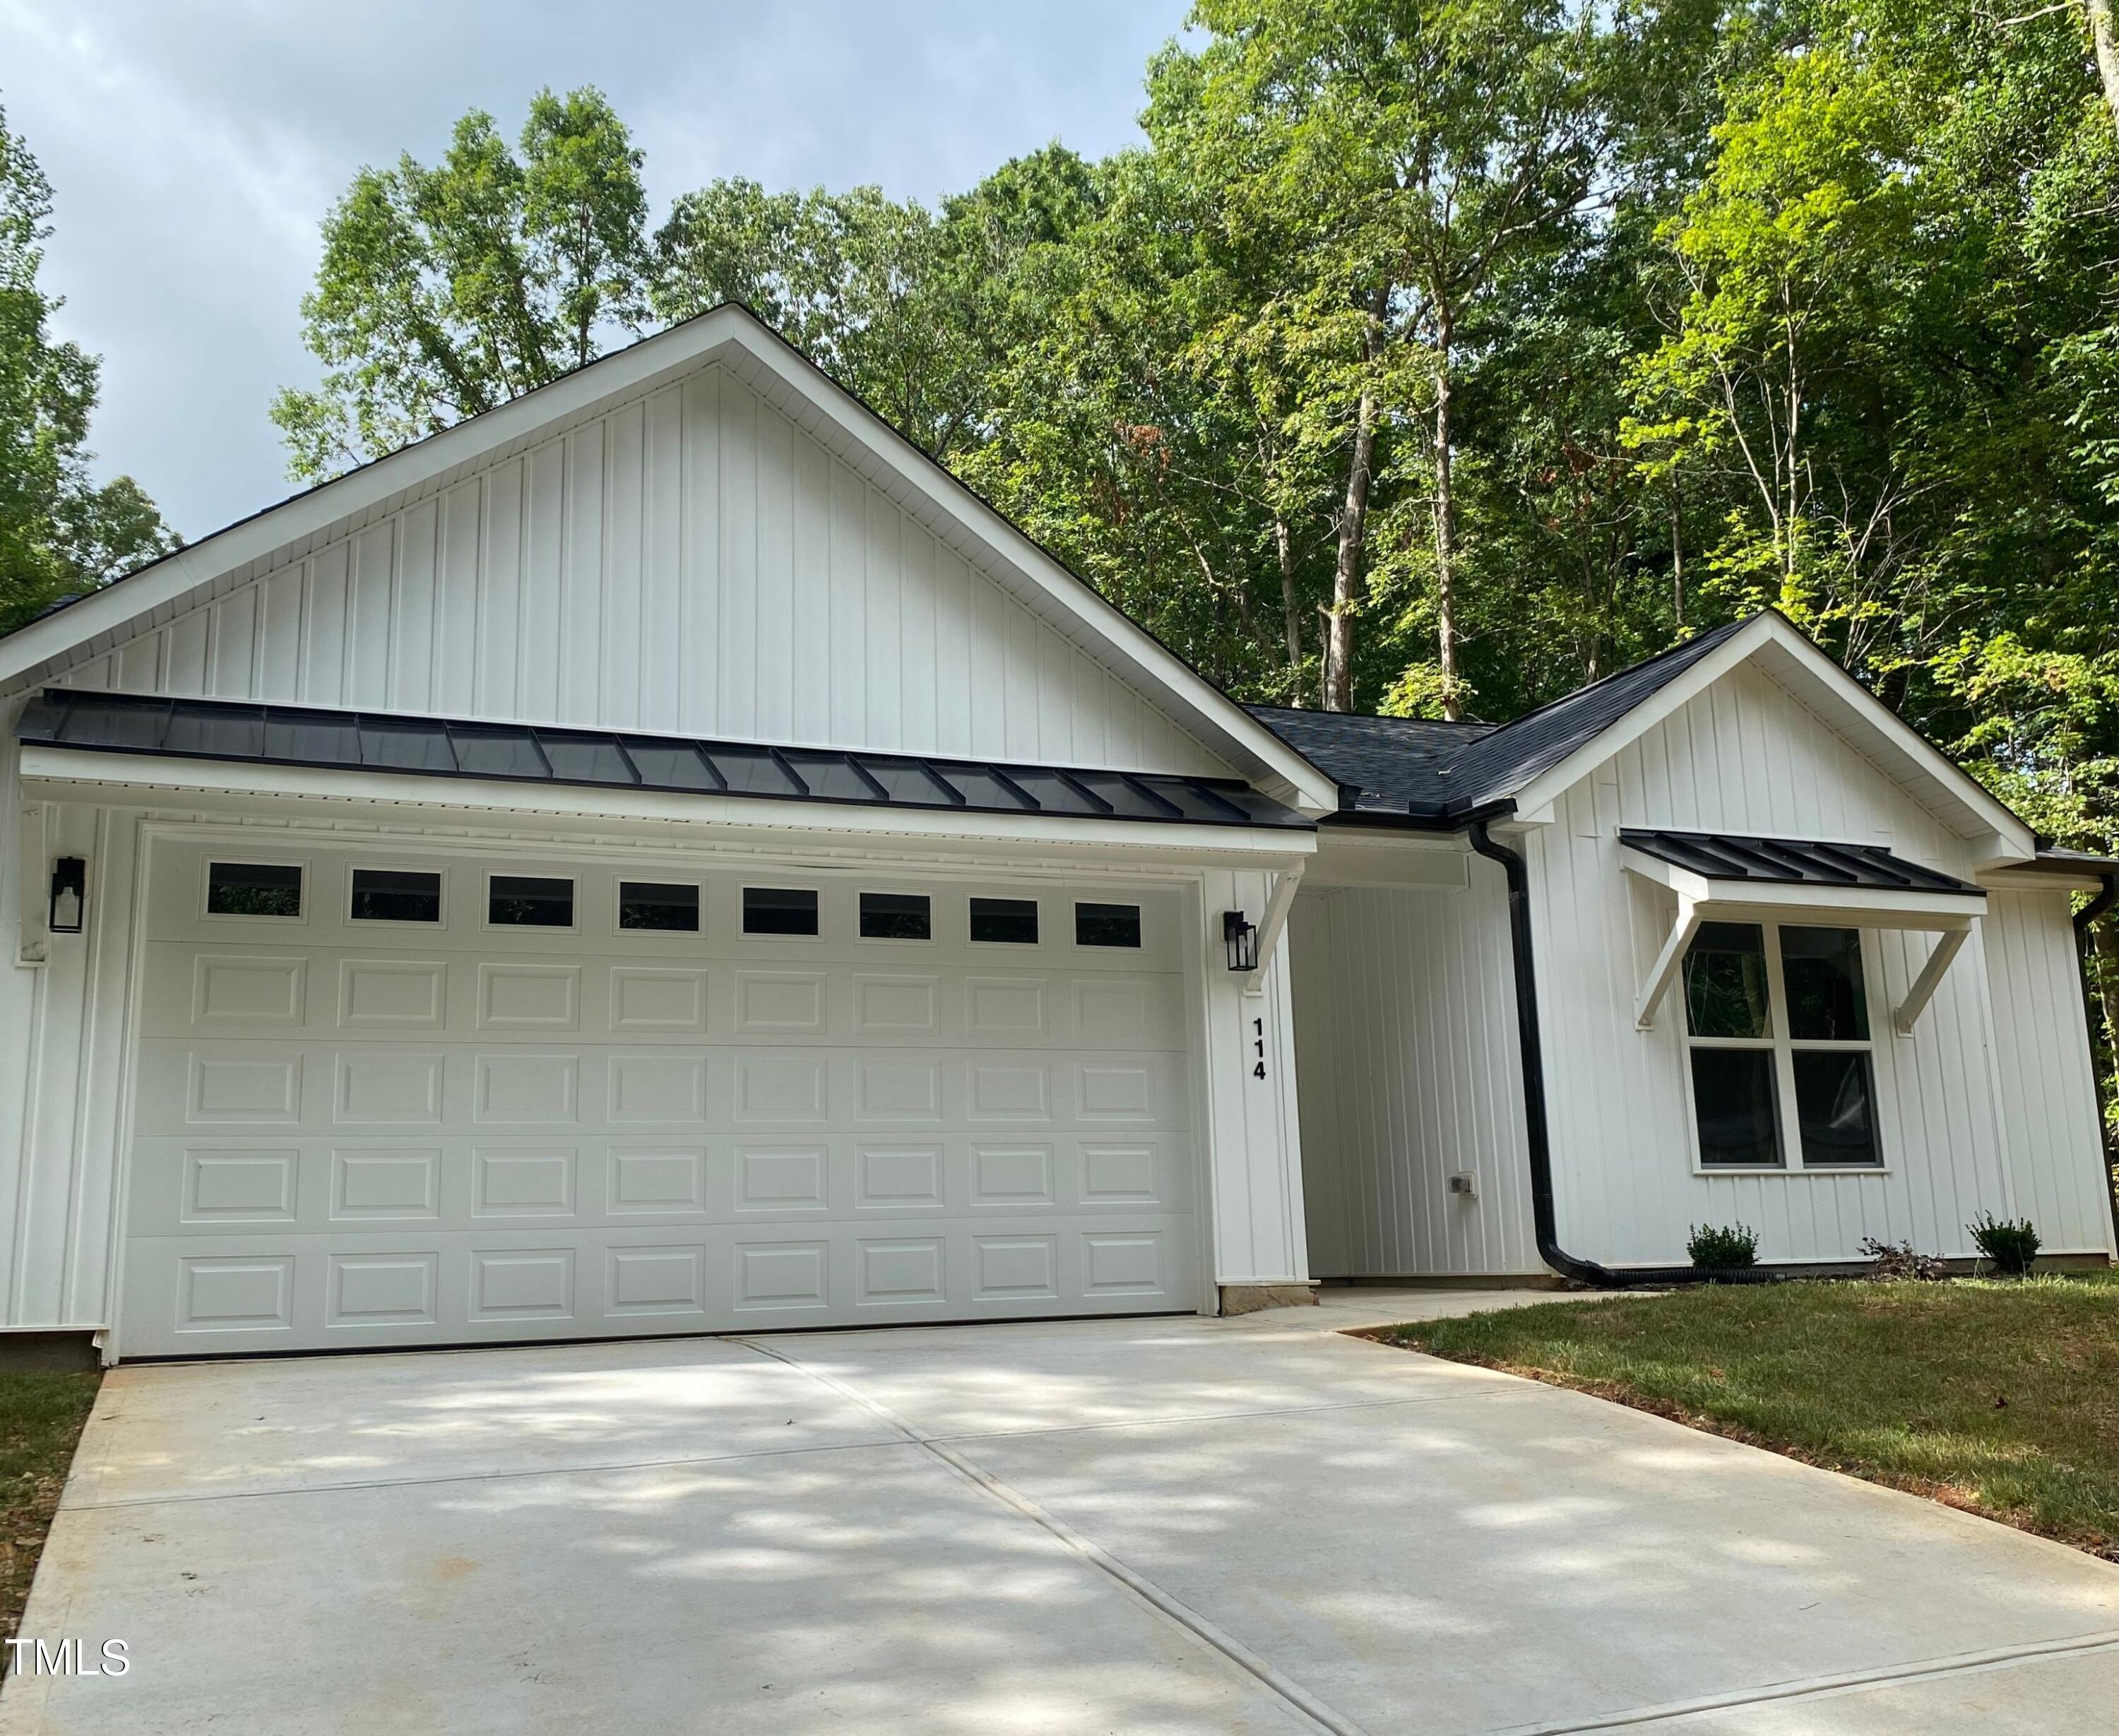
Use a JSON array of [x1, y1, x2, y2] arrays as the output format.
[[1618, 828, 1983, 897], [18, 689, 1312, 832]]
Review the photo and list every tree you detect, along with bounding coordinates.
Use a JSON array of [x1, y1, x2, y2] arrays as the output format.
[[272, 88, 648, 480], [0, 106, 176, 632], [1155, 0, 1610, 715]]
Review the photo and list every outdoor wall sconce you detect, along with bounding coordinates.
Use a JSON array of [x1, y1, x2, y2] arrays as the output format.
[[49, 857, 85, 934], [1223, 910, 1259, 973]]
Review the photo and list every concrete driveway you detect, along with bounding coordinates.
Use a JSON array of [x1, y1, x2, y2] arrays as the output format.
[[6, 1290, 2119, 1735]]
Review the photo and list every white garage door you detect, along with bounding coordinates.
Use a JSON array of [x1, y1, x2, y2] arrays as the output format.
[[118, 839, 1200, 1357]]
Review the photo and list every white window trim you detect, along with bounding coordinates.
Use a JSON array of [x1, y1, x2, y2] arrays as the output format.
[[1682, 922, 1889, 1176]]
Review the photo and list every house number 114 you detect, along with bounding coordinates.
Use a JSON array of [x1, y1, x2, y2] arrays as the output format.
[[1252, 1018, 1266, 1080]]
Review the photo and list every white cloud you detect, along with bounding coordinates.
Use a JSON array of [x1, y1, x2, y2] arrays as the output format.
[[4, 0, 1186, 536]]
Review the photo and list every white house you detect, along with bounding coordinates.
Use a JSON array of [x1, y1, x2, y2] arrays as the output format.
[[1, 305, 2108, 1362]]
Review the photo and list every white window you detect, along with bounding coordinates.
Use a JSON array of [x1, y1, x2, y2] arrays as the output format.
[[1681, 922, 1880, 1170]]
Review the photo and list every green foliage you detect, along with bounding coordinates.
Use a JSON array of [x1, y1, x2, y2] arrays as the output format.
[[1969, 1213, 2042, 1277], [0, 107, 177, 632], [271, 87, 648, 480], [1686, 1221, 1759, 1269]]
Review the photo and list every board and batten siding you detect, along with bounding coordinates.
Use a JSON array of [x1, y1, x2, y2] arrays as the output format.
[[1524, 659, 2115, 1266], [57, 362, 1228, 778], [1983, 886, 2116, 1252], [1289, 876, 1539, 1278]]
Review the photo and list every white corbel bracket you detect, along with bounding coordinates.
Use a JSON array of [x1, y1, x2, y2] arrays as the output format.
[[1893, 926, 1969, 1037], [1242, 868, 1305, 994], [1635, 895, 1701, 1030]]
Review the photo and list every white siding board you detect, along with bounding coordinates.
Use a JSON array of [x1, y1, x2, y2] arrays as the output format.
[[61, 360, 1234, 775], [1289, 875, 1540, 1278], [1527, 660, 2077, 1267]]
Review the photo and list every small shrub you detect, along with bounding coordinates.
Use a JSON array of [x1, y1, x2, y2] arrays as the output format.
[[1969, 1213, 2040, 1277], [1687, 1223, 1759, 1271], [1859, 1237, 1946, 1281]]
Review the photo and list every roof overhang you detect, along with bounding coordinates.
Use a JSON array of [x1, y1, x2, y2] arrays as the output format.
[[1620, 839, 1986, 932], [1622, 829, 1984, 1037], [1503, 614, 2034, 860], [19, 746, 1316, 872], [0, 304, 1337, 814]]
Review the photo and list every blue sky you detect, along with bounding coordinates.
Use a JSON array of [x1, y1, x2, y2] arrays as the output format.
[[5, 0, 1190, 538]]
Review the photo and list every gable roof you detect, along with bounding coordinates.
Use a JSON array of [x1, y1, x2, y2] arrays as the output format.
[[0, 303, 1338, 812], [1249, 612, 2034, 859]]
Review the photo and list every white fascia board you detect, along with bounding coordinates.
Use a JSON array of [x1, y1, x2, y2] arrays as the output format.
[[1622, 849, 1983, 930], [1504, 614, 2034, 858], [19, 748, 1317, 869], [0, 313, 747, 691], [724, 331, 1339, 813]]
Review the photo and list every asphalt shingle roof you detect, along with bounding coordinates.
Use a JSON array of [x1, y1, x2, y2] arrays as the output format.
[[1248, 617, 1753, 823]]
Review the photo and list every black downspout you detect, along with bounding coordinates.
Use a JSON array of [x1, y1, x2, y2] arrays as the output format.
[[1467, 819, 1774, 1289], [2072, 872, 2119, 1254]]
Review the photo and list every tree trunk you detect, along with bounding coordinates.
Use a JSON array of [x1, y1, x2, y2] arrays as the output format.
[[1276, 515, 1304, 697], [1670, 490, 1686, 631], [2088, 0, 2119, 142], [1433, 304, 1462, 720], [1324, 293, 1387, 714]]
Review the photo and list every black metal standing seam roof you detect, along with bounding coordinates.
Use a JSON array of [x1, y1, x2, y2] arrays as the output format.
[[1618, 828, 1984, 896], [16, 689, 1314, 831]]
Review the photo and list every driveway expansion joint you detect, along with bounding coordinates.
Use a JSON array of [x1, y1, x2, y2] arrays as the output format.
[[732, 1333, 1375, 1736]]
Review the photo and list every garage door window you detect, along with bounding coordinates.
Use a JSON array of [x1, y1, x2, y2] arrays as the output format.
[[744, 886, 819, 936], [970, 897, 1038, 944], [860, 892, 931, 940], [1075, 902, 1141, 948], [619, 881, 699, 932], [206, 861, 302, 918], [489, 875, 574, 927], [350, 868, 441, 924]]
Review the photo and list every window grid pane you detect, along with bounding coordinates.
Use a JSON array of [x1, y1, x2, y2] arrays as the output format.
[[619, 881, 699, 932], [1682, 922, 1771, 1038], [489, 876, 574, 927], [350, 869, 441, 923], [1793, 1050, 1880, 1166], [207, 862, 303, 917], [1690, 1048, 1783, 1167], [1075, 902, 1141, 948], [970, 897, 1038, 945], [744, 887, 819, 936], [860, 893, 932, 940], [1780, 925, 1870, 1042]]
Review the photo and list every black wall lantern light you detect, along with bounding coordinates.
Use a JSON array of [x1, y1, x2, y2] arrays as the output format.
[[48, 857, 86, 935], [1222, 910, 1259, 973]]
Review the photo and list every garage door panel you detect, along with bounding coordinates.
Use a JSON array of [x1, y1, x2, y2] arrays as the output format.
[[120, 841, 1201, 1357]]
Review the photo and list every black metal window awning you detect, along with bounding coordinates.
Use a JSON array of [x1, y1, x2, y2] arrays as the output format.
[[1619, 828, 1980, 896], [17, 689, 1312, 831]]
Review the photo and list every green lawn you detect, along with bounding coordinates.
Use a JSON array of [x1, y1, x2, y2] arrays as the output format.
[[1370, 1274, 2119, 1557], [0, 1372, 100, 1645]]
